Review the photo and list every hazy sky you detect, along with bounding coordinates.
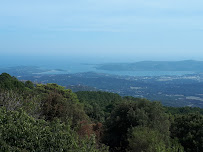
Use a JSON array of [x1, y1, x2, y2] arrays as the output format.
[[1, 0, 203, 63]]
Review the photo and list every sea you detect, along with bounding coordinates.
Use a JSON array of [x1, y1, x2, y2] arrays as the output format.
[[37, 64, 195, 77], [0, 56, 195, 77]]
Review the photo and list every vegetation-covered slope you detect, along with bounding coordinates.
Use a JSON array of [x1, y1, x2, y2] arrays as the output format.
[[0, 73, 202, 152]]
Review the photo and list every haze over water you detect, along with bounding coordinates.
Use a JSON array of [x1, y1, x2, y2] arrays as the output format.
[[1, 1, 203, 76], [1, 1, 203, 66]]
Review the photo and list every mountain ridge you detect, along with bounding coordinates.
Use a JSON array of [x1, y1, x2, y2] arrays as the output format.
[[96, 60, 203, 71]]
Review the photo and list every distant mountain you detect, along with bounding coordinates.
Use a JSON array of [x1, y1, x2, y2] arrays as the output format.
[[96, 60, 203, 71]]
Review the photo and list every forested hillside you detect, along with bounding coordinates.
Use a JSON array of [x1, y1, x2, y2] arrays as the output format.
[[0, 73, 202, 152]]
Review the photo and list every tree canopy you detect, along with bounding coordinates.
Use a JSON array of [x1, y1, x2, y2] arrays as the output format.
[[0, 73, 202, 152]]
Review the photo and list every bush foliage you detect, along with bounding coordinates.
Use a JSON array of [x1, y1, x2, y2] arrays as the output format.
[[0, 73, 202, 152]]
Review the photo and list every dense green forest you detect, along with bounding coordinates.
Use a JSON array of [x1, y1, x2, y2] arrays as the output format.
[[0, 73, 202, 152]]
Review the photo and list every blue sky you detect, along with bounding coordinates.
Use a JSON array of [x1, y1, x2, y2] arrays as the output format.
[[1, 0, 203, 63]]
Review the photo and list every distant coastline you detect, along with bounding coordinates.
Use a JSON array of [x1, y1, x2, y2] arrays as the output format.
[[96, 60, 203, 72]]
